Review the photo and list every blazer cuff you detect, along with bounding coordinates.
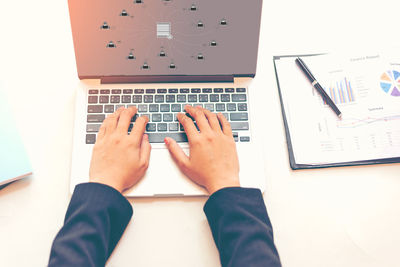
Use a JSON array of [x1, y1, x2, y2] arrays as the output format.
[[72, 182, 133, 219], [204, 187, 264, 214]]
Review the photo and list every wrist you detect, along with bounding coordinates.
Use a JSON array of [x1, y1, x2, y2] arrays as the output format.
[[207, 180, 240, 195], [90, 178, 124, 193]]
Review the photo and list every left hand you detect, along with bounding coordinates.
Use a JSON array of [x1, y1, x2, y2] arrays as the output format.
[[89, 107, 151, 193]]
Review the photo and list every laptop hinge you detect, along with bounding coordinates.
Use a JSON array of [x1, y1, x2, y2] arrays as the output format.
[[100, 75, 234, 84]]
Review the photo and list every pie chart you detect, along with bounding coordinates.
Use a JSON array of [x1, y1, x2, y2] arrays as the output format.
[[380, 70, 400, 96]]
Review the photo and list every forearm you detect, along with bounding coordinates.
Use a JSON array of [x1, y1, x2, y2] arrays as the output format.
[[204, 187, 281, 267], [49, 183, 133, 267]]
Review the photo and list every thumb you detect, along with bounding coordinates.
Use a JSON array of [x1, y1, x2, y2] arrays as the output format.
[[165, 137, 190, 170]]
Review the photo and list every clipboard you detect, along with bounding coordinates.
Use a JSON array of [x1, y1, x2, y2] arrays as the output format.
[[273, 54, 400, 170]]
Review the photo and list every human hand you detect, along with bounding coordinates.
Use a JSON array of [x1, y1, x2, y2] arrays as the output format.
[[89, 107, 151, 193], [165, 105, 240, 194]]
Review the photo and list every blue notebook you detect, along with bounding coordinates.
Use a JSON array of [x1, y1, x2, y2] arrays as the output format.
[[0, 85, 32, 186]]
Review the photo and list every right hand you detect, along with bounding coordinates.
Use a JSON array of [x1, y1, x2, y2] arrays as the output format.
[[164, 105, 240, 194]]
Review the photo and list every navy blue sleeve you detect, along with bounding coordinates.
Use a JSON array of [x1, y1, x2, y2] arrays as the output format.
[[48, 183, 133, 267], [204, 187, 281, 267]]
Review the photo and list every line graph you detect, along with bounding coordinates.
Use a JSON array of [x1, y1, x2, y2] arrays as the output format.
[[336, 115, 400, 129]]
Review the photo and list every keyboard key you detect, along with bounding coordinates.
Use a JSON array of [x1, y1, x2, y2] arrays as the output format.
[[127, 104, 137, 109], [232, 94, 247, 102], [89, 89, 99, 94], [230, 122, 249, 130], [148, 133, 188, 143], [188, 95, 197, 102], [199, 94, 208, 102], [112, 89, 122, 94], [87, 114, 105, 123], [99, 95, 109, 103], [100, 89, 110, 94], [177, 95, 186, 102], [221, 94, 230, 102], [232, 132, 239, 138], [86, 134, 96, 144], [227, 103, 236, 111], [146, 89, 155, 94], [104, 105, 114, 113], [210, 94, 219, 102], [240, 136, 251, 142], [88, 96, 98, 104], [135, 89, 144, 94], [216, 103, 225, 111], [122, 95, 131, 103], [205, 104, 214, 111], [236, 88, 246, 92], [163, 113, 173, 122], [160, 104, 170, 112], [86, 124, 101, 133], [166, 95, 175, 103], [183, 104, 192, 112], [171, 104, 181, 112], [133, 95, 142, 103], [222, 113, 229, 121], [115, 104, 125, 110], [230, 113, 248, 121], [202, 88, 212, 93], [155, 95, 164, 103], [225, 88, 234, 93], [191, 88, 201, 93], [169, 123, 179, 131], [238, 103, 248, 111], [214, 88, 223, 93], [146, 123, 156, 132], [138, 104, 148, 113], [110, 95, 120, 103], [149, 104, 159, 112], [234, 137, 239, 142], [157, 89, 167, 94], [168, 88, 178, 93], [157, 123, 168, 132], [144, 95, 153, 103], [180, 88, 189, 93], [152, 114, 162, 122], [141, 114, 150, 120], [88, 105, 103, 113], [123, 89, 133, 94]]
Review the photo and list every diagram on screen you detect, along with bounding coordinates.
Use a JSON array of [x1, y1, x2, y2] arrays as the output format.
[[99, 0, 230, 71]]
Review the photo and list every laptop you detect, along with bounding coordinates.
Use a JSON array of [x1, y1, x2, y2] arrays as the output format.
[[68, 0, 265, 196]]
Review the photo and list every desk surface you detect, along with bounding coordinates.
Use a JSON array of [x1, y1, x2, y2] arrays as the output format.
[[0, 1, 399, 266]]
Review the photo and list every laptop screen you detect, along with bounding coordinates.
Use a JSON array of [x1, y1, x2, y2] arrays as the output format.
[[68, 0, 263, 80]]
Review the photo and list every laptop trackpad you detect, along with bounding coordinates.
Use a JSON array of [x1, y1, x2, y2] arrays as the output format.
[[124, 147, 207, 197]]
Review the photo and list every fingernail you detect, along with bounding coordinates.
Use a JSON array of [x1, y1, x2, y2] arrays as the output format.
[[164, 137, 170, 145], [144, 134, 149, 140]]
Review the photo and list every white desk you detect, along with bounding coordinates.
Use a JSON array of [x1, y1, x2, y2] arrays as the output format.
[[1, 0, 400, 266]]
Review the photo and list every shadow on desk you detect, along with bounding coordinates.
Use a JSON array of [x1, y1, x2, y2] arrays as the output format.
[[0, 177, 32, 195]]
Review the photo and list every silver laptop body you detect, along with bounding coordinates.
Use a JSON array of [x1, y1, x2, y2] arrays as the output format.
[[68, 0, 265, 196]]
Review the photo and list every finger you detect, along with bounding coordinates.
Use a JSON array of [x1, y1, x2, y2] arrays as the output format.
[[165, 137, 190, 170], [103, 107, 124, 135], [139, 134, 151, 168], [97, 123, 106, 140], [130, 115, 149, 145], [217, 113, 232, 136], [203, 109, 222, 132], [185, 105, 211, 133], [117, 107, 137, 134], [177, 113, 198, 140]]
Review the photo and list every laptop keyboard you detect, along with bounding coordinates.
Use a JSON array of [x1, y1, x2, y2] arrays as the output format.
[[85, 87, 251, 144]]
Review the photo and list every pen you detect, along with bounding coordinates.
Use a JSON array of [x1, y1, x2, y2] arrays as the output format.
[[295, 57, 342, 118]]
